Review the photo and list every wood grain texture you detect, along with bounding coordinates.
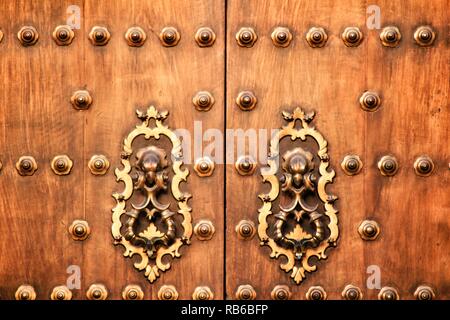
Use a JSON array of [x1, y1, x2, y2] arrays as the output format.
[[226, 0, 449, 300], [0, 0, 224, 300]]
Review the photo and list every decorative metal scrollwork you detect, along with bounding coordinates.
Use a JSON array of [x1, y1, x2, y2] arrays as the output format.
[[258, 107, 338, 284], [112, 106, 192, 283]]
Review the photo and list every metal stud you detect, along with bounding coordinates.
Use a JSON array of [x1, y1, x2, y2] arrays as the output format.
[[341, 27, 363, 47], [88, 26, 111, 46], [236, 27, 257, 48], [193, 91, 215, 111], [50, 285, 72, 300], [378, 155, 399, 176], [15, 285, 36, 300], [235, 220, 256, 240], [342, 284, 363, 300], [122, 284, 144, 300], [158, 285, 179, 300], [414, 285, 435, 300], [380, 26, 401, 47], [86, 284, 108, 300], [378, 287, 399, 300], [51, 155, 73, 175], [195, 27, 216, 47], [306, 27, 327, 48], [16, 156, 38, 176], [414, 155, 434, 177], [235, 284, 256, 300], [17, 26, 39, 46], [235, 155, 257, 176], [88, 155, 110, 175], [194, 156, 215, 177], [306, 286, 327, 300], [194, 220, 215, 241], [192, 286, 214, 300], [414, 26, 436, 47], [236, 91, 257, 111], [52, 25, 75, 46], [159, 27, 180, 47], [125, 26, 146, 47], [271, 285, 291, 300], [341, 155, 363, 175], [69, 219, 90, 241], [71, 90, 93, 110], [358, 220, 380, 241], [359, 91, 381, 112], [271, 27, 293, 47]]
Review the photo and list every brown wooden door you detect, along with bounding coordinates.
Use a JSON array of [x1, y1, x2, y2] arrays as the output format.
[[0, 0, 448, 301]]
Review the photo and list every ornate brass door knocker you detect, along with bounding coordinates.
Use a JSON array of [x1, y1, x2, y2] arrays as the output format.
[[112, 106, 192, 283], [258, 107, 338, 284]]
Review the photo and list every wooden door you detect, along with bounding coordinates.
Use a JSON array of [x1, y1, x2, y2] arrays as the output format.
[[0, 0, 448, 301], [226, 0, 449, 300], [0, 0, 224, 300]]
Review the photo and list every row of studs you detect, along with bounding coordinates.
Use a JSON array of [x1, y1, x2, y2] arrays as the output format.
[[235, 154, 439, 177], [14, 283, 436, 300], [235, 284, 436, 300], [1, 25, 215, 47], [14, 284, 214, 300], [0, 155, 109, 176], [0, 155, 218, 178], [236, 25, 437, 48]]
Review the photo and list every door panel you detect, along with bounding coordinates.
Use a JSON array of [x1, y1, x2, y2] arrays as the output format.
[[226, 0, 449, 300], [0, 0, 224, 300]]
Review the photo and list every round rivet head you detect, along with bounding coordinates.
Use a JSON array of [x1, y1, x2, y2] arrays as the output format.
[[15, 285, 36, 300], [414, 285, 435, 300], [380, 26, 401, 47], [194, 156, 215, 177], [125, 26, 146, 47], [359, 91, 381, 112], [378, 155, 399, 176], [52, 25, 75, 46], [194, 219, 215, 241], [159, 27, 180, 47], [235, 284, 256, 300], [358, 220, 380, 241], [236, 91, 257, 111], [236, 27, 257, 47], [342, 285, 363, 300], [306, 27, 328, 48], [17, 26, 39, 46], [341, 155, 363, 175], [89, 26, 110, 46], [414, 155, 434, 177], [342, 27, 363, 47], [271, 27, 293, 47], [271, 285, 291, 300], [235, 155, 257, 176], [235, 220, 256, 240], [69, 219, 90, 241], [71, 90, 93, 110], [193, 91, 215, 111], [306, 286, 327, 300], [192, 286, 214, 300], [16, 156, 38, 176], [50, 285, 72, 300], [51, 155, 73, 175], [122, 285, 144, 300], [158, 285, 178, 300], [86, 284, 108, 300], [88, 155, 110, 175], [378, 287, 399, 300], [195, 27, 216, 47], [414, 26, 436, 47]]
